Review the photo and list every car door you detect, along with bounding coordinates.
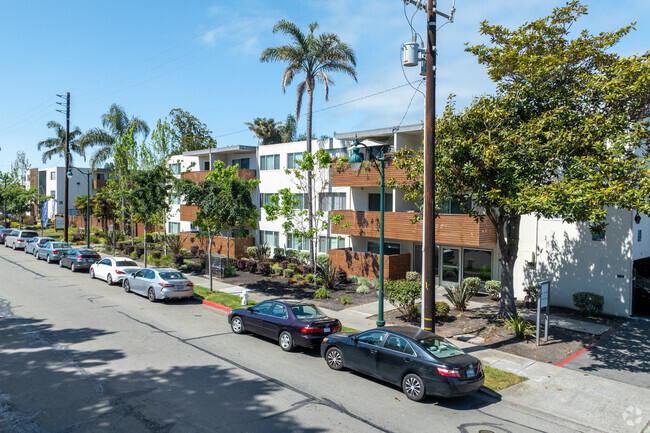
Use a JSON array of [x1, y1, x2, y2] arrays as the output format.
[[345, 330, 387, 377], [262, 303, 289, 339], [244, 302, 272, 336], [130, 270, 149, 295], [375, 334, 418, 384], [63, 249, 77, 268], [95, 258, 112, 280]]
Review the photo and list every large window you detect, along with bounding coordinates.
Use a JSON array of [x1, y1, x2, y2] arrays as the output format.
[[260, 154, 280, 170], [368, 241, 401, 256], [232, 158, 250, 169], [320, 193, 346, 211], [287, 152, 303, 169], [170, 194, 180, 205], [287, 234, 307, 251], [320, 236, 345, 253], [260, 230, 279, 247], [442, 248, 460, 283], [168, 222, 180, 234], [260, 193, 278, 207], [463, 249, 492, 281], [368, 193, 393, 212], [292, 193, 308, 210], [440, 196, 472, 214], [168, 162, 181, 175]]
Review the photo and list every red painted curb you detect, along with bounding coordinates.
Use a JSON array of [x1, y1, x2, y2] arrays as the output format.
[[200, 299, 232, 313], [555, 322, 626, 367]]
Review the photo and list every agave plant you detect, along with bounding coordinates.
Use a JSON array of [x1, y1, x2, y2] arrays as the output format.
[[442, 278, 481, 311]]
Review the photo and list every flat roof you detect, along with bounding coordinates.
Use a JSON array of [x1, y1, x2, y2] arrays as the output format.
[[334, 124, 423, 140], [182, 145, 256, 156]]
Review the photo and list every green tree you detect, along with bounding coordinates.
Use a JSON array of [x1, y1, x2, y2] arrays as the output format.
[[6, 183, 38, 228], [398, 1, 650, 318], [141, 118, 175, 169], [244, 117, 283, 145], [11, 151, 31, 182], [80, 103, 149, 170], [129, 166, 174, 268], [37, 121, 84, 164], [92, 188, 117, 233], [73, 194, 90, 232], [168, 108, 216, 153], [281, 114, 297, 143], [261, 20, 357, 268]]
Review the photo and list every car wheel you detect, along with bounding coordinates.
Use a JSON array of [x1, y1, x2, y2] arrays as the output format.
[[90, 269, 95, 279], [279, 331, 294, 352], [34, 250, 38, 257], [402, 373, 426, 402], [12, 243, 16, 250], [124, 280, 130, 293], [71, 263, 77, 272], [106, 274, 113, 285], [24, 248, 29, 254], [59, 260, 64, 267], [325, 347, 344, 370], [230, 316, 245, 334], [47, 255, 52, 264], [148, 288, 156, 302]]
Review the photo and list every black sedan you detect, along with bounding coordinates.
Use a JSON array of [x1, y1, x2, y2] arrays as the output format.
[[228, 299, 342, 352], [320, 326, 484, 401], [59, 248, 102, 272], [0, 228, 12, 244]]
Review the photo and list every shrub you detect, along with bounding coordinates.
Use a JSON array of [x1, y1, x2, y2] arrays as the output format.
[[573, 292, 604, 316], [191, 245, 199, 257], [485, 280, 501, 301], [151, 232, 165, 243], [180, 248, 191, 256], [271, 264, 283, 276], [246, 246, 258, 258], [443, 279, 480, 311], [335, 269, 348, 284], [341, 296, 350, 305], [123, 244, 135, 255], [236, 259, 248, 271], [280, 260, 289, 269], [302, 265, 313, 276], [245, 260, 258, 273], [316, 278, 324, 285], [285, 249, 298, 258], [130, 251, 137, 258], [152, 250, 162, 260], [317, 254, 329, 270], [406, 271, 421, 282], [358, 277, 372, 288], [288, 277, 297, 284], [283, 268, 294, 278], [526, 285, 540, 304], [257, 262, 272, 276], [463, 277, 482, 293], [224, 264, 237, 277], [348, 275, 360, 284], [503, 315, 535, 339], [273, 249, 287, 262], [297, 251, 310, 264], [435, 301, 451, 317], [356, 285, 371, 294], [305, 273, 315, 282], [135, 246, 145, 257], [313, 287, 329, 299], [173, 254, 185, 267], [287, 263, 298, 271], [385, 279, 421, 320]]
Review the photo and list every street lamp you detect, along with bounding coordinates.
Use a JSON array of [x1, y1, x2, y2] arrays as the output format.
[[66, 167, 91, 248], [349, 135, 389, 327]]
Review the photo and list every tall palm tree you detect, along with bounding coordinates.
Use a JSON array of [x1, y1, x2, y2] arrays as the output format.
[[37, 121, 84, 164], [80, 103, 149, 170], [244, 117, 283, 145], [261, 20, 357, 266]]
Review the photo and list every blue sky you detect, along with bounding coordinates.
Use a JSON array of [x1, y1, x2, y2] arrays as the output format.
[[0, 0, 648, 172]]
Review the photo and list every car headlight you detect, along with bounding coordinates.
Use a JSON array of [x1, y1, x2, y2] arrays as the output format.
[[323, 338, 329, 343]]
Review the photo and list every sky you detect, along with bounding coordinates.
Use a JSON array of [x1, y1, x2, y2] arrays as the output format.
[[0, 0, 648, 172]]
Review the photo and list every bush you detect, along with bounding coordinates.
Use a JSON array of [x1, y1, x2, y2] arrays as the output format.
[[136, 247, 145, 257], [443, 279, 480, 311], [288, 277, 297, 284], [257, 262, 272, 276], [313, 287, 329, 299], [280, 260, 289, 269], [151, 232, 165, 243], [335, 270, 347, 284], [283, 268, 294, 278], [173, 254, 185, 267], [287, 263, 298, 271], [385, 279, 421, 320], [151, 250, 162, 260], [271, 264, 283, 276], [285, 249, 298, 258], [297, 251, 310, 264], [348, 275, 359, 284], [406, 271, 421, 282], [341, 296, 350, 305], [246, 246, 258, 258], [245, 260, 258, 273], [356, 285, 371, 294], [302, 265, 313, 276], [165, 234, 183, 255], [463, 277, 481, 293], [180, 248, 191, 256], [305, 273, 315, 282], [435, 301, 451, 317], [526, 285, 540, 304], [273, 249, 287, 262], [123, 244, 135, 255], [191, 245, 199, 257], [573, 292, 604, 316], [224, 264, 237, 277], [317, 254, 329, 269], [485, 280, 501, 301], [503, 315, 535, 339], [316, 277, 324, 285]]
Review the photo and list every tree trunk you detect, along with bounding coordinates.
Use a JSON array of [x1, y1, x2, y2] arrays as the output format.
[[143, 218, 148, 268], [208, 232, 213, 293], [306, 87, 315, 270], [495, 211, 521, 318]]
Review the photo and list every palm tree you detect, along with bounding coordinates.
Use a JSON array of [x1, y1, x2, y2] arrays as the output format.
[[80, 103, 149, 170], [261, 20, 357, 266], [37, 121, 84, 164], [281, 114, 297, 143], [244, 117, 283, 145]]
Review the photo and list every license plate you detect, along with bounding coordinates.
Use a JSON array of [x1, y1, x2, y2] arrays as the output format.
[[324, 327, 330, 333], [466, 369, 475, 378]]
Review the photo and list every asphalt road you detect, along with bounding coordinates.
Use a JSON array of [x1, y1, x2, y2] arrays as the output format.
[[0, 246, 598, 433]]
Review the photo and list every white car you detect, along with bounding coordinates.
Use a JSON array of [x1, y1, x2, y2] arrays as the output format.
[[90, 257, 141, 285]]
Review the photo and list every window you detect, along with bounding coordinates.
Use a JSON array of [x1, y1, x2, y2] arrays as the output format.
[[368, 241, 401, 256], [251, 302, 272, 314], [442, 248, 460, 283], [260, 154, 280, 170], [50, 171, 55, 180], [287, 152, 303, 169], [268, 304, 288, 319], [168, 163, 181, 175], [287, 234, 307, 251], [292, 193, 308, 210], [260, 193, 278, 207], [168, 222, 180, 234], [320, 193, 346, 211], [463, 249, 492, 281], [232, 158, 250, 169], [50, 190, 56, 200], [203, 161, 211, 171], [260, 230, 279, 247], [440, 196, 472, 214], [320, 236, 345, 253], [368, 193, 393, 212], [170, 194, 180, 205], [358, 331, 387, 347], [384, 335, 414, 355]]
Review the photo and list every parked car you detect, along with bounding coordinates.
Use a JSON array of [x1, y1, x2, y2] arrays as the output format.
[[123, 268, 194, 302], [90, 257, 141, 285], [25, 237, 55, 256], [320, 326, 484, 401], [36, 241, 73, 263], [59, 248, 101, 272], [228, 299, 342, 352], [5, 229, 39, 250], [0, 228, 14, 244]]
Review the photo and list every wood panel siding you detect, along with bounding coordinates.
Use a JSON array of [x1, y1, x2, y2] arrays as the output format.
[[92, 179, 107, 189], [331, 161, 411, 187], [180, 205, 198, 222], [181, 169, 257, 184], [180, 232, 255, 258], [330, 211, 496, 246], [330, 248, 411, 281]]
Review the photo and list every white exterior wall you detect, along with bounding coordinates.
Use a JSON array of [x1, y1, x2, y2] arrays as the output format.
[[167, 154, 199, 233], [515, 209, 635, 317]]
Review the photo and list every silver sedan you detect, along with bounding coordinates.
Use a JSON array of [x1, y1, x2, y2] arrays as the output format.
[[36, 241, 73, 263], [25, 237, 55, 256], [122, 268, 194, 302]]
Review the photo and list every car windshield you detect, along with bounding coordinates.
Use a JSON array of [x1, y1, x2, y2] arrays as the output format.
[[116, 260, 138, 267], [51, 242, 71, 249], [291, 304, 327, 320], [22, 232, 38, 238], [159, 271, 187, 280], [418, 337, 465, 359]]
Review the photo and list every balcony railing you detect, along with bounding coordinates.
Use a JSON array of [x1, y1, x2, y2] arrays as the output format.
[[330, 210, 496, 246], [181, 168, 257, 183], [331, 161, 411, 187], [92, 179, 107, 189]]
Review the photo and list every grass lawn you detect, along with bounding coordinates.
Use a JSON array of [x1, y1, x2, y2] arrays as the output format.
[[193, 285, 256, 310], [483, 366, 527, 392], [342, 326, 359, 332]]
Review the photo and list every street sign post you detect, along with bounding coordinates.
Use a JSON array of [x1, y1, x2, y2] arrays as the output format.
[[536, 281, 551, 346]]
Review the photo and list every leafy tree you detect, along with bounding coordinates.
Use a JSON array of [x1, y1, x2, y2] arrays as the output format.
[[261, 20, 357, 269], [37, 121, 84, 164], [73, 194, 90, 232], [80, 103, 149, 170], [129, 166, 174, 268], [281, 114, 297, 143], [179, 161, 259, 292], [244, 117, 283, 145], [92, 188, 117, 233], [397, 1, 650, 318], [5, 183, 38, 228], [168, 108, 216, 153], [11, 151, 30, 182], [141, 118, 176, 169]]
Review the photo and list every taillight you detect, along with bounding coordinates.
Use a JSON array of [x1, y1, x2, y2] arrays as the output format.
[[437, 367, 461, 378], [115, 270, 125, 275], [477, 362, 483, 375], [187, 282, 194, 287], [17, 239, 24, 242], [159, 283, 174, 288], [77, 255, 84, 259], [331, 324, 342, 332], [300, 325, 324, 334], [52, 250, 59, 254]]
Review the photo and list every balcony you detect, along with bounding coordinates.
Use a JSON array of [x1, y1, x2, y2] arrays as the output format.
[[331, 161, 411, 187], [330, 248, 411, 281], [330, 210, 497, 246], [92, 179, 107, 189], [181, 168, 257, 183]]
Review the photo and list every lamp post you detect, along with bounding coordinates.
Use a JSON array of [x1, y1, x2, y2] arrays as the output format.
[[349, 136, 388, 327], [66, 167, 91, 248]]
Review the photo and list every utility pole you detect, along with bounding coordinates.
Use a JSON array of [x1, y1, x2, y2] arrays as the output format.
[[57, 92, 70, 242]]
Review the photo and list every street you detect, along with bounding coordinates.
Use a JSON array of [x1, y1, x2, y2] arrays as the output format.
[[0, 247, 596, 433]]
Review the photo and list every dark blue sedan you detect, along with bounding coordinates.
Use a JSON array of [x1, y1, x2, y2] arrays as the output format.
[[320, 326, 484, 401], [228, 299, 342, 352]]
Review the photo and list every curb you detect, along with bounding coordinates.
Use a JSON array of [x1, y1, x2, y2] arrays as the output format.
[[199, 298, 232, 313], [555, 321, 626, 367]]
